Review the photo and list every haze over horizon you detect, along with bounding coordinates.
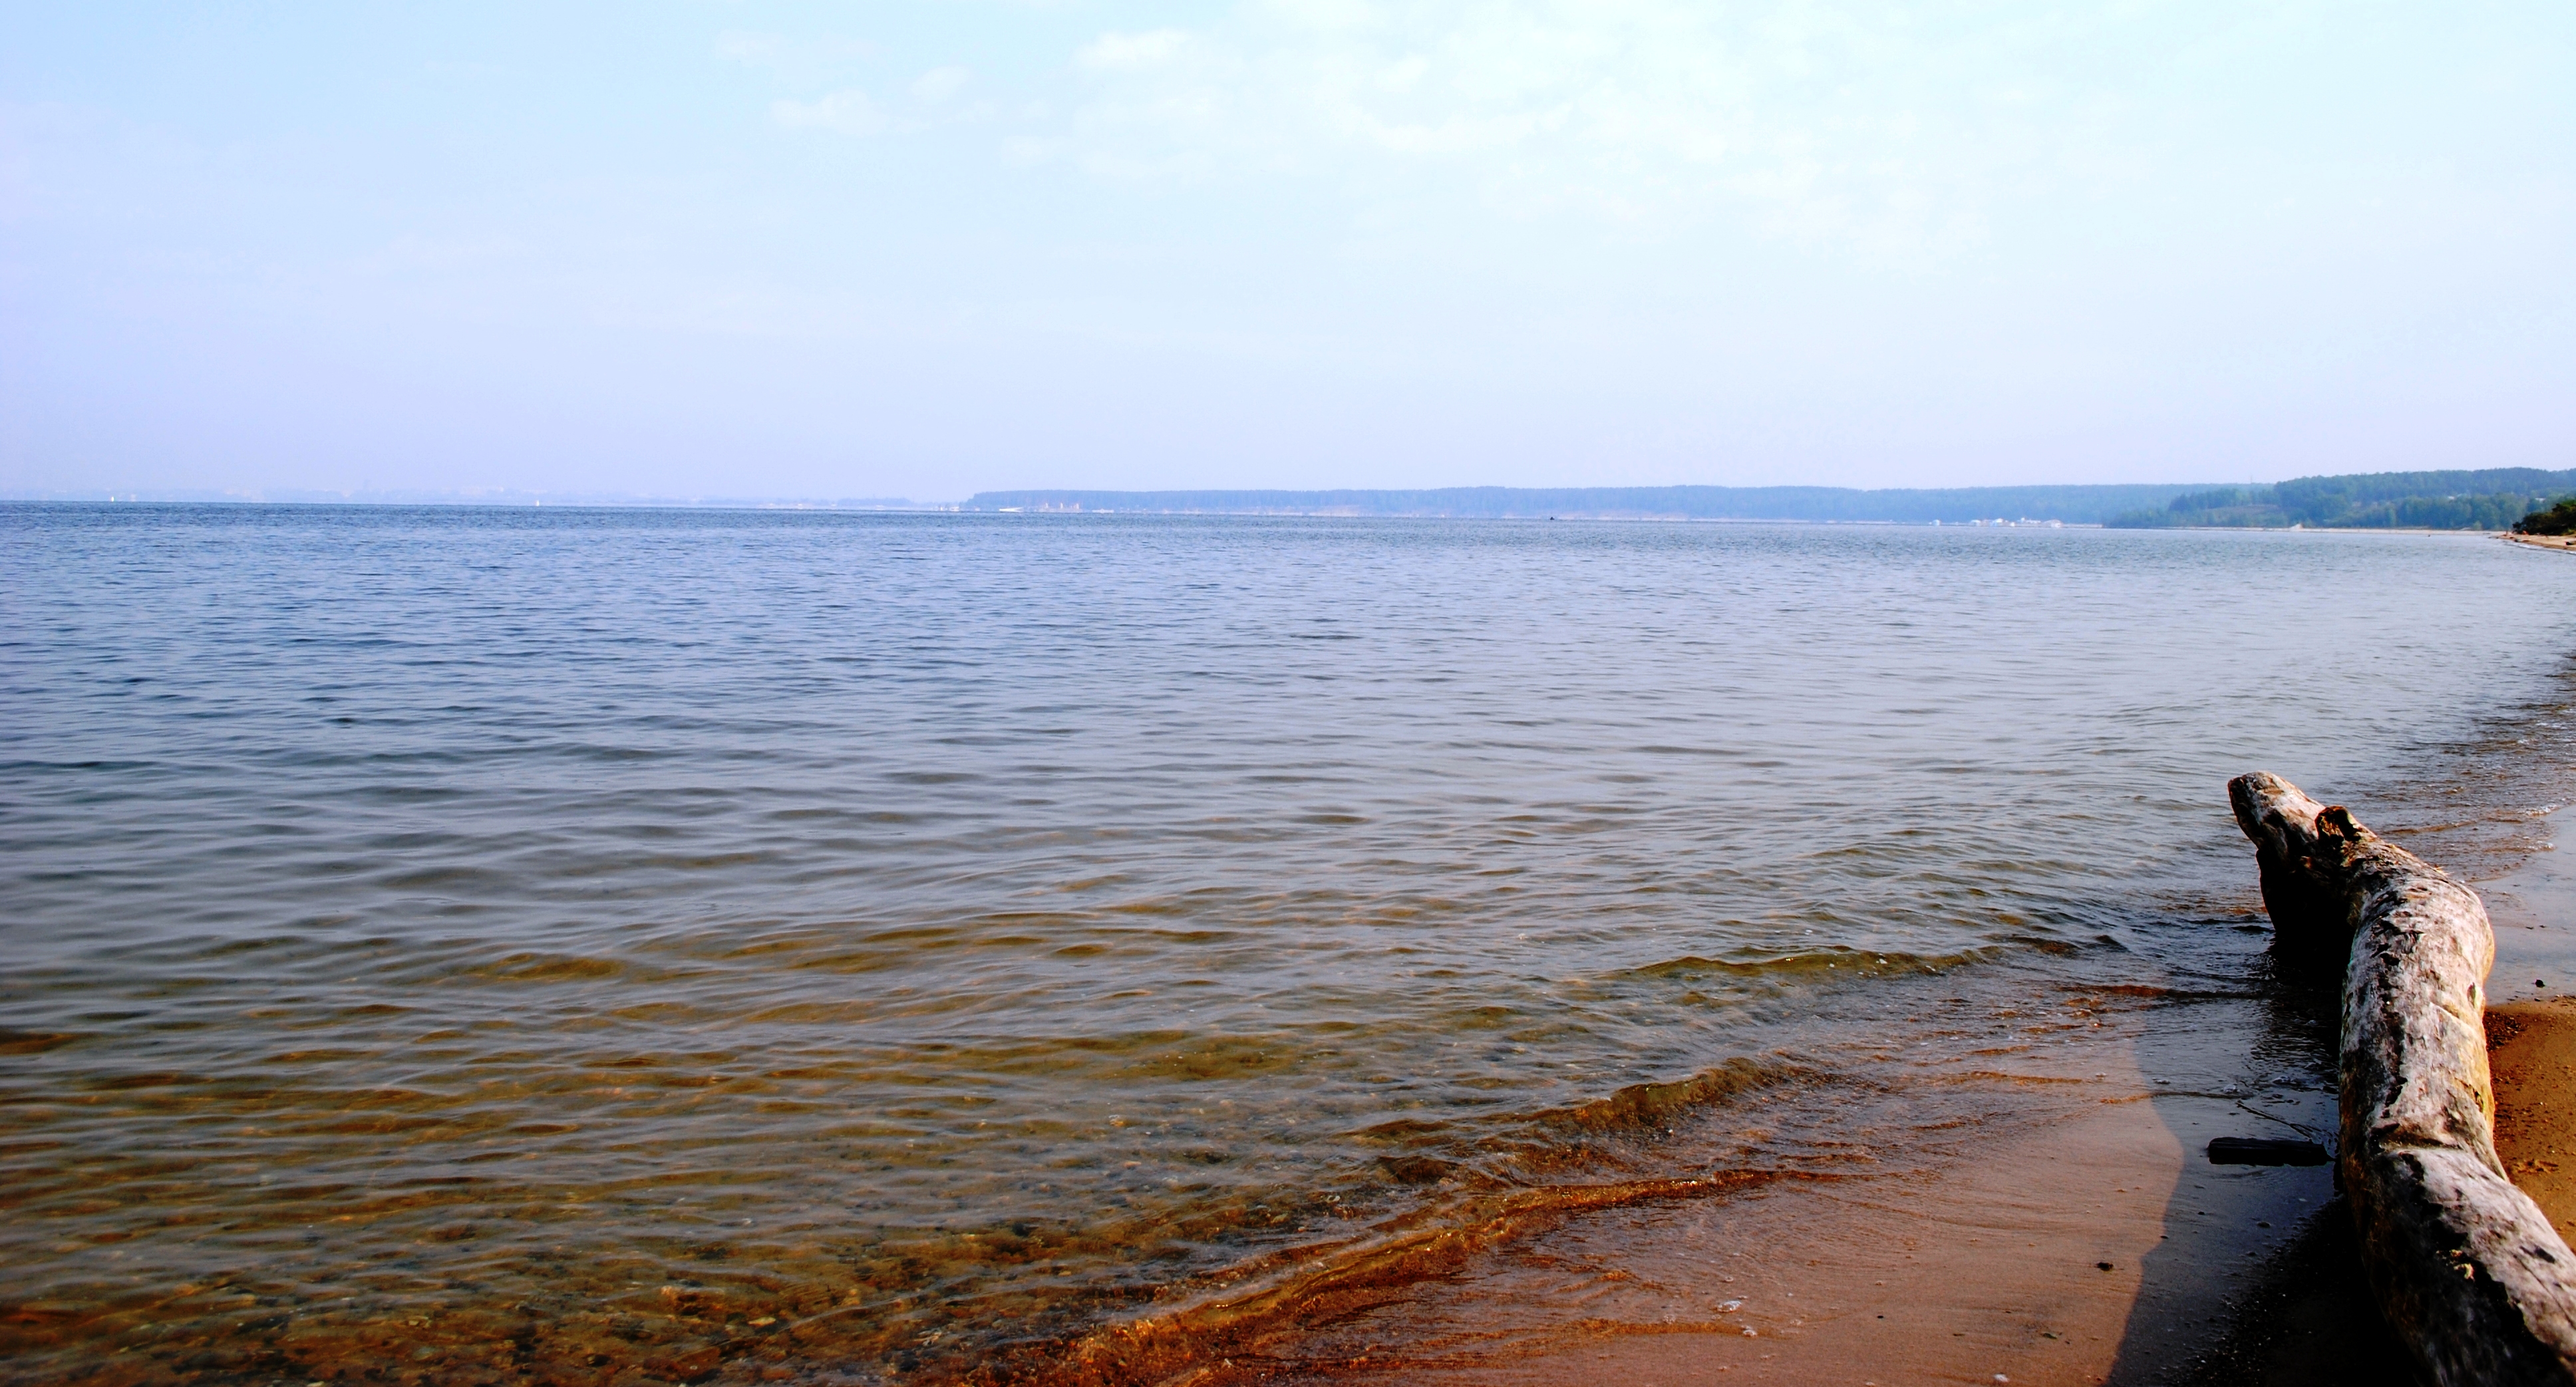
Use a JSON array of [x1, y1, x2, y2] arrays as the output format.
[[4, 3, 2570, 502]]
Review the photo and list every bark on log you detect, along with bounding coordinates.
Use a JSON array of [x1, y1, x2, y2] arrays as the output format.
[[2231, 771, 2576, 1385]]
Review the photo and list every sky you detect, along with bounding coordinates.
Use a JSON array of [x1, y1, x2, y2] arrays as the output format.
[[1, 2, 2570, 502]]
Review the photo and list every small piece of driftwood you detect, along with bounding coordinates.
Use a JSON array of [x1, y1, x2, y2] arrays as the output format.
[[2207, 1136, 2330, 1167], [2231, 771, 2576, 1384]]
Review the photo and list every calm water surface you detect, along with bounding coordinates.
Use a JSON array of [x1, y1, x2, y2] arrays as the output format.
[[5, 506, 2573, 1383]]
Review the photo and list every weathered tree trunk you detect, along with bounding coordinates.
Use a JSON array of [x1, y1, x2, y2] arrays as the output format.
[[2231, 772, 2576, 1385]]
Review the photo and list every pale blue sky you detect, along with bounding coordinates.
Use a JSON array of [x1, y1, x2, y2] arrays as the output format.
[[2, 2, 2569, 500]]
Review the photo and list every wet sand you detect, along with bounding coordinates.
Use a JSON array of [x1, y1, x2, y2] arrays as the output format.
[[1044, 957, 2398, 1387], [1184, 1090, 2252, 1386], [1146, 1003, 2442, 1387]]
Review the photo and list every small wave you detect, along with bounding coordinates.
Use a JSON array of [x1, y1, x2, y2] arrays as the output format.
[[1622, 945, 1998, 982], [0, 1028, 80, 1055], [1531, 1055, 1804, 1134], [461, 952, 624, 982], [1350, 1117, 1450, 1143]]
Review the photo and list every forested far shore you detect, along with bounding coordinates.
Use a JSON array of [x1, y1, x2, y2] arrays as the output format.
[[965, 483, 2207, 524], [2106, 468, 2576, 531], [965, 470, 2576, 529]]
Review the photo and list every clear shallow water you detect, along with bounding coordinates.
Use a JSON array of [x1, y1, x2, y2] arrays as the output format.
[[3, 506, 2573, 1383]]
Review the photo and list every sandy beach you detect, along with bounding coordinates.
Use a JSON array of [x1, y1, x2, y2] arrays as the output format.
[[2488, 1001, 2576, 1244], [2484, 814, 2576, 1251]]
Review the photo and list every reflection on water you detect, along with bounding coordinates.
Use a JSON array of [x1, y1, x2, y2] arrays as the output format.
[[3, 506, 2572, 1383]]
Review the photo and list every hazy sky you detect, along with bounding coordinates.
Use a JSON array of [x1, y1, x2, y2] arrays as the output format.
[[3, 3, 2569, 500]]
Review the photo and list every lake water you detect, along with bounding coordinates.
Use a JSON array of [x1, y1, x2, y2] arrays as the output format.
[[5, 506, 2574, 1384]]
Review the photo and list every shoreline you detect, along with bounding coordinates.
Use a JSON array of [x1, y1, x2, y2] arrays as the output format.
[[1048, 941, 2361, 1386], [2506, 532, 2576, 553], [1154, 782, 2576, 1386]]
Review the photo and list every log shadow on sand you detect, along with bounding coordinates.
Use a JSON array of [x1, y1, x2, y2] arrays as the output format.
[[2101, 909, 2413, 1385]]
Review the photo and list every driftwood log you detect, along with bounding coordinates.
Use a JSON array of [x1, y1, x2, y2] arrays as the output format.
[[2231, 772, 2576, 1384]]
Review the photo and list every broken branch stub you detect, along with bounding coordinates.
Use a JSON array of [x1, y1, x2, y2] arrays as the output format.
[[2228, 772, 2360, 972], [2230, 770, 2576, 1385]]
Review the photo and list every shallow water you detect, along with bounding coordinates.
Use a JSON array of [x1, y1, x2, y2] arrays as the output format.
[[3, 507, 2573, 1384]]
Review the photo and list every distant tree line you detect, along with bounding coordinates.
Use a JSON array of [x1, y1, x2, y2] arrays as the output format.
[[963, 484, 2209, 524], [2517, 497, 2576, 537], [2106, 468, 2576, 531], [965, 470, 2576, 530]]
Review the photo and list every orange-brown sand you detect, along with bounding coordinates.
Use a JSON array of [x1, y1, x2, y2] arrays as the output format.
[[1186, 1092, 2187, 1386], [2489, 999, 2576, 1243], [1152, 1032, 2398, 1387]]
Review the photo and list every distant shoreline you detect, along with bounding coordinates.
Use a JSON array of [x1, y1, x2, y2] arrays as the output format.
[[9, 483, 2569, 538], [5, 482, 2213, 526], [3, 498, 2545, 537]]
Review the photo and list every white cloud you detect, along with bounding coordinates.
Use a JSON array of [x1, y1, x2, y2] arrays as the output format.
[[1076, 29, 1194, 73], [772, 89, 886, 136], [713, 30, 784, 66], [715, 30, 876, 84], [1043, 0, 2172, 255], [911, 66, 971, 103]]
